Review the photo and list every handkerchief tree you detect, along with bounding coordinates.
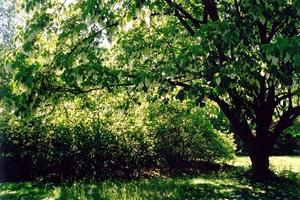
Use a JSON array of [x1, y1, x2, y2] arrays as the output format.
[[3, 0, 300, 179]]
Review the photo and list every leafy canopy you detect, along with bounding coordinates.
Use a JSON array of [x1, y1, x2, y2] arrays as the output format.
[[1, 0, 300, 142]]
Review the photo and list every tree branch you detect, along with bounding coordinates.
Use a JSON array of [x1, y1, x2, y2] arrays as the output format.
[[167, 79, 191, 89], [50, 81, 136, 95], [227, 88, 256, 121], [165, 0, 196, 35], [234, 0, 241, 18], [271, 106, 300, 143], [258, 77, 266, 106], [267, 5, 293, 42], [254, 84, 276, 139], [67, 23, 118, 57], [275, 92, 295, 106], [257, 20, 268, 44], [263, 84, 276, 128], [174, 9, 195, 35], [201, 0, 219, 21], [165, 0, 202, 28], [208, 95, 255, 145], [267, 20, 281, 42]]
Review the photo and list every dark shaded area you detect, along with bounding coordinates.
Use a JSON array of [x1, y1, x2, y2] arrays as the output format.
[[272, 134, 300, 155], [235, 134, 300, 156], [0, 152, 233, 183], [0, 156, 33, 181]]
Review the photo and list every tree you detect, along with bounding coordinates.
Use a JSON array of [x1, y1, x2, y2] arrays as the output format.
[[3, 0, 300, 179]]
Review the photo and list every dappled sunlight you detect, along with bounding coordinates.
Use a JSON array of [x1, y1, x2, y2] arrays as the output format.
[[0, 190, 17, 196], [188, 176, 269, 199], [0, 182, 55, 200], [190, 177, 229, 186], [1, 166, 299, 200], [43, 188, 62, 200]]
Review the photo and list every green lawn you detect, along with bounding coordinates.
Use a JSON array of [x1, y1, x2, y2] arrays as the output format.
[[231, 156, 300, 173], [0, 156, 299, 200]]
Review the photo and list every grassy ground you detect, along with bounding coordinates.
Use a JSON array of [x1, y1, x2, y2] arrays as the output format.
[[231, 156, 300, 173], [0, 156, 299, 200]]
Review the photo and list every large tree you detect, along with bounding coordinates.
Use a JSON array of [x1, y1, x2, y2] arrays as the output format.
[[2, 0, 300, 179]]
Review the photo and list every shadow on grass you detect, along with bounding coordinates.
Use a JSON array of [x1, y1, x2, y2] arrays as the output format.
[[125, 174, 300, 200], [0, 170, 299, 200]]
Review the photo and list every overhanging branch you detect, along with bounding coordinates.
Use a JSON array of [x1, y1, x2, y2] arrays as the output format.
[[275, 92, 295, 106], [67, 23, 118, 57], [174, 9, 195, 35], [271, 106, 300, 143], [165, 0, 202, 28], [165, 0, 195, 35], [208, 95, 255, 144], [167, 79, 191, 89]]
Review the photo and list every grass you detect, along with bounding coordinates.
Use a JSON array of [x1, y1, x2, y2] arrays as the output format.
[[0, 156, 299, 200], [231, 156, 300, 173]]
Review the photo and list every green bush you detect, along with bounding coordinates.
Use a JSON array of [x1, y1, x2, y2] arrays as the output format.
[[0, 119, 156, 181], [148, 101, 236, 167], [0, 98, 236, 181]]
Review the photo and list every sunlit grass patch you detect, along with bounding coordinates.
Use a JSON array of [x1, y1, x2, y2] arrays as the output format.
[[232, 156, 300, 173]]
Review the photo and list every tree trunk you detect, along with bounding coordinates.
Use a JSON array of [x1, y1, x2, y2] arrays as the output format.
[[249, 149, 273, 180]]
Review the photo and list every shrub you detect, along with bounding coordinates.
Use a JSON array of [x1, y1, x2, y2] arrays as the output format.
[[148, 101, 236, 168], [0, 119, 156, 181], [0, 98, 236, 181]]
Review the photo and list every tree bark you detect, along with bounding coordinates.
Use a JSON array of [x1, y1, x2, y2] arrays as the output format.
[[248, 141, 273, 180], [249, 152, 271, 178]]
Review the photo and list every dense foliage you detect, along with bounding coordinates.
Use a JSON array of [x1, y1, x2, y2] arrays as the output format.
[[148, 101, 235, 166], [0, 92, 235, 181]]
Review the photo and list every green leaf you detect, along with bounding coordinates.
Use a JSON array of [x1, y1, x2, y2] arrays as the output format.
[[259, 15, 266, 24], [215, 77, 221, 85]]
